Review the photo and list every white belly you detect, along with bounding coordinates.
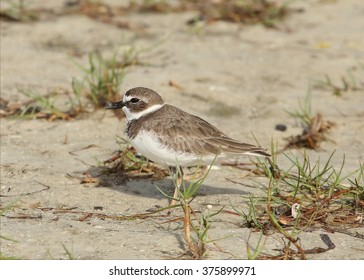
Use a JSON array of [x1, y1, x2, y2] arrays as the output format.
[[129, 130, 217, 167]]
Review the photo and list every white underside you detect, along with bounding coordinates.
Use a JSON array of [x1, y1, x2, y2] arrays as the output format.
[[130, 130, 220, 167]]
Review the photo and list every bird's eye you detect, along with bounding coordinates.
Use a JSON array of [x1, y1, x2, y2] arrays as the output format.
[[130, 98, 139, 103]]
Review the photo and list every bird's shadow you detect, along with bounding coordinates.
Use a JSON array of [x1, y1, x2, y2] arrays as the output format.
[[83, 164, 252, 200]]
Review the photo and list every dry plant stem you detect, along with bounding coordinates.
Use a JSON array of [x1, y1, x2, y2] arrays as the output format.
[[170, 176, 197, 258], [284, 113, 335, 150], [182, 202, 198, 257], [266, 177, 307, 260]]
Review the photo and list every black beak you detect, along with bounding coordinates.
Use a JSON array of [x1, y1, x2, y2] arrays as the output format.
[[105, 100, 125, 110]]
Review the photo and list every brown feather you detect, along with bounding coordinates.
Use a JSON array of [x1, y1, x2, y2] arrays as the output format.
[[127, 104, 270, 157]]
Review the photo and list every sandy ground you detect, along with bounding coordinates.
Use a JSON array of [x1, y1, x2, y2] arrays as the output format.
[[1, 0, 364, 259]]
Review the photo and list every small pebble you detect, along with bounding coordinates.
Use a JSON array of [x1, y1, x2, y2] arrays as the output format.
[[275, 124, 287, 132]]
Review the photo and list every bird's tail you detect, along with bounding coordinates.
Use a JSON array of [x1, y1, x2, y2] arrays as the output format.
[[243, 149, 271, 157]]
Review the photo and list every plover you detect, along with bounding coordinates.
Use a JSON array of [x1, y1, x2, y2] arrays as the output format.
[[106, 87, 270, 200]]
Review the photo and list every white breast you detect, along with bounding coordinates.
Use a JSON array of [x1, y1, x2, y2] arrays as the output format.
[[129, 130, 217, 167]]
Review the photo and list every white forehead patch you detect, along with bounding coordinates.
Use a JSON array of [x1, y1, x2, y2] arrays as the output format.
[[122, 94, 131, 103]]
